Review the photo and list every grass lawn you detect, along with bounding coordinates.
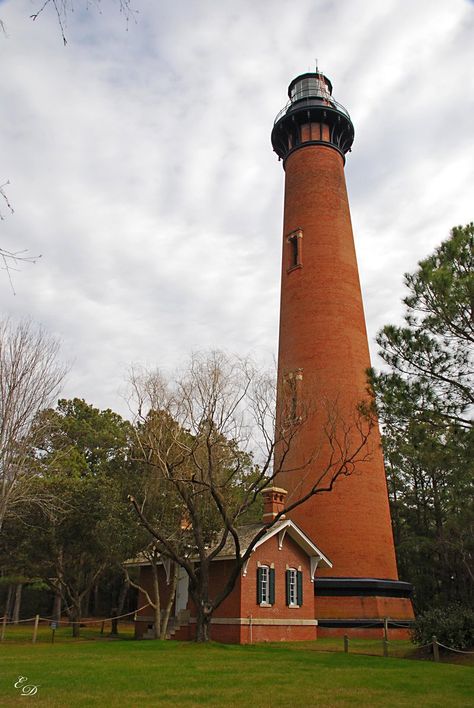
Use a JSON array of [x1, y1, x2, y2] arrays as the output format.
[[1, 632, 473, 707]]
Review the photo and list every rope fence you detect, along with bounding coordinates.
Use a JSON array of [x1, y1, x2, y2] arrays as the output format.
[[341, 632, 473, 662], [1, 610, 472, 659], [436, 641, 474, 655], [0, 604, 149, 626], [0, 604, 151, 642]]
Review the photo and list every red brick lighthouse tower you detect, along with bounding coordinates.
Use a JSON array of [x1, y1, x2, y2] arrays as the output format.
[[271, 71, 414, 634]]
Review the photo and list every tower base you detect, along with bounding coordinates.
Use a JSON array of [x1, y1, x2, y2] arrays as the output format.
[[315, 578, 414, 639]]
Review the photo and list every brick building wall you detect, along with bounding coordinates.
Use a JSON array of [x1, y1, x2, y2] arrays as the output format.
[[134, 528, 320, 643]]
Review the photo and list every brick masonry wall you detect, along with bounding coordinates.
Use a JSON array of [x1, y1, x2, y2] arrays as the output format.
[[240, 533, 315, 621], [275, 143, 399, 582], [134, 531, 320, 643], [315, 594, 415, 620]]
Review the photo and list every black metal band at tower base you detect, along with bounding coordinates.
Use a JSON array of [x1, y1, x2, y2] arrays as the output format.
[[315, 578, 414, 629], [315, 577, 413, 598], [317, 618, 414, 629]]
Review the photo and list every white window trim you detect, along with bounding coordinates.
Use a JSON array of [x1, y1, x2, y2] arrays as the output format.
[[259, 565, 270, 605], [288, 567, 298, 607]]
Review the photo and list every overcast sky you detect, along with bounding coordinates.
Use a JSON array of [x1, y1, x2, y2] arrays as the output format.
[[1, 0, 473, 417]]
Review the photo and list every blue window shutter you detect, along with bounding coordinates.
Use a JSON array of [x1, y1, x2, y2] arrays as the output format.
[[285, 569, 291, 606], [297, 570, 303, 606], [269, 568, 275, 605], [257, 567, 263, 604]]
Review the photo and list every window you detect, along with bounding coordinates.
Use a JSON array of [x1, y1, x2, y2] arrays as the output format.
[[257, 565, 275, 605], [289, 234, 299, 268], [287, 229, 302, 271], [283, 369, 303, 423], [290, 76, 332, 103], [286, 568, 303, 607]]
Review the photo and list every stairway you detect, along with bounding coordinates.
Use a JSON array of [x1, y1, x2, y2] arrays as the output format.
[[142, 609, 190, 640]]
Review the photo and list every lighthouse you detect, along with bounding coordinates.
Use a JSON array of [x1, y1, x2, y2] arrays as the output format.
[[271, 71, 414, 635]]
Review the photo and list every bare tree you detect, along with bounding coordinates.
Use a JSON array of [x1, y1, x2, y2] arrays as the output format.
[[30, 0, 137, 45], [124, 545, 179, 640], [0, 318, 67, 532], [128, 351, 375, 641], [125, 545, 162, 639], [1, 182, 41, 294]]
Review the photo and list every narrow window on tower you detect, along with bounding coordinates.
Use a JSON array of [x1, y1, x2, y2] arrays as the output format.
[[287, 229, 303, 272], [283, 369, 303, 423]]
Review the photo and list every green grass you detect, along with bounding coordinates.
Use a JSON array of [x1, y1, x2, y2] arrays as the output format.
[[1, 635, 473, 707]]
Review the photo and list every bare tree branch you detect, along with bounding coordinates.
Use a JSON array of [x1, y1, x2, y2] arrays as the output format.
[[1, 182, 41, 295], [127, 351, 376, 641], [0, 319, 68, 532], [30, 0, 138, 45]]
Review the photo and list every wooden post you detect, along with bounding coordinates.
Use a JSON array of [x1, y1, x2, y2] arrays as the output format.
[[432, 635, 440, 662], [383, 617, 388, 642], [32, 614, 40, 643], [383, 638, 389, 657], [100, 620, 105, 635], [344, 634, 349, 653], [1, 613, 7, 641]]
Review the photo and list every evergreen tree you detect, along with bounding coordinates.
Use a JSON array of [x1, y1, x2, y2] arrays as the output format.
[[3, 399, 138, 634], [371, 224, 473, 611]]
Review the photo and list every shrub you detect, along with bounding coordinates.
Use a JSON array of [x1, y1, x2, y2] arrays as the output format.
[[412, 604, 474, 650]]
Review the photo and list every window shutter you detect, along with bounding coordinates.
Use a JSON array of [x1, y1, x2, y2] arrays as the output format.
[[257, 567, 263, 604], [285, 569, 291, 606], [297, 570, 303, 606], [269, 568, 275, 605]]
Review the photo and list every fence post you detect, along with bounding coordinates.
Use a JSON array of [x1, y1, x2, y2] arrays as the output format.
[[383, 617, 388, 642], [432, 635, 440, 662], [1, 613, 7, 641], [32, 615, 40, 644], [383, 638, 389, 657], [100, 621, 105, 635], [343, 634, 349, 653]]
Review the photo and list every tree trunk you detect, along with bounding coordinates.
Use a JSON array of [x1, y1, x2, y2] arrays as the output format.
[[117, 577, 129, 616], [160, 563, 178, 640], [53, 592, 62, 624], [4, 584, 14, 621], [195, 602, 213, 642], [70, 603, 81, 638], [151, 561, 161, 639], [12, 583, 22, 624], [82, 588, 91, 618], [110, 608, 119, 636], [93, 584, 100, 617]]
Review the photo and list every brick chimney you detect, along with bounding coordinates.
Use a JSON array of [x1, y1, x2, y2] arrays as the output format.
[[262, 487, 287, 522]]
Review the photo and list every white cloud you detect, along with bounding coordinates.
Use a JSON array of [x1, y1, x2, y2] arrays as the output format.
[[1, 0, 473, 416]]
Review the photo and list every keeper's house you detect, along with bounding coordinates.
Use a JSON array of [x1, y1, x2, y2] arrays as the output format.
[[130, 488, 332, 643]]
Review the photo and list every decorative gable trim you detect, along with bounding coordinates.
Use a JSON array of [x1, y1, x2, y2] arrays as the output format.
[[310, 557, 320, 583], [278, 528, 287, 550], [251, 519, 332, 568]]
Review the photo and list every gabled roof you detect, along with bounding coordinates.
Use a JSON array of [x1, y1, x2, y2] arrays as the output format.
[[217, 518, 332, 568], [125, 518, 332, 569]]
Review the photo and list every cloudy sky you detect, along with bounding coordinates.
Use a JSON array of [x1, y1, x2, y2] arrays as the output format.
[[1, 0, 473, 417]]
